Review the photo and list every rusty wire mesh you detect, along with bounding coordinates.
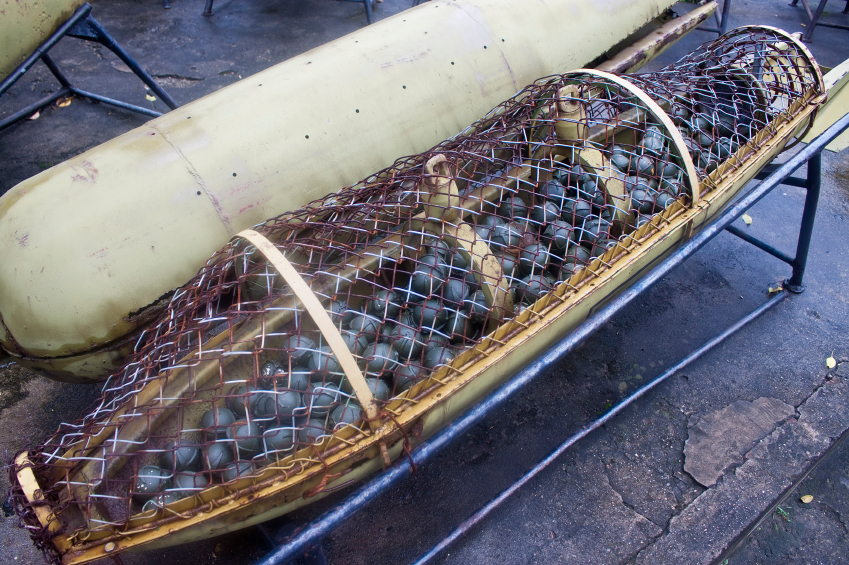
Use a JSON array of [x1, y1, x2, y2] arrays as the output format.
[[10, 27, 821, 563]]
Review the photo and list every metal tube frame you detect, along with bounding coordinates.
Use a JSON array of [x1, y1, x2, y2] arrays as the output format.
[[0, 3, 178, 132], [789, 0, 849, 42], [698, 0, 733, 34], [253, 110, 849, 565], [203, 0, 374, 24]]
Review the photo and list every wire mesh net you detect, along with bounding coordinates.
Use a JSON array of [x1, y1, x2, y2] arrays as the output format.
[[10, 27, 822, 563]]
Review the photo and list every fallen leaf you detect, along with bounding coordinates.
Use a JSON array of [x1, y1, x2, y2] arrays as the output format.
[[801, 495, 813, 503], [145, 94, 157, 102], [28, 111, 40, 120], [57, 96, 72, 107], [826, 351, 836, 369], [742, 214, 752, 225], [768, 285, 783, 294]]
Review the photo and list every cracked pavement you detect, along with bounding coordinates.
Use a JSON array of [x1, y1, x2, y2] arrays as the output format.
[[2, 1, 849, 564]]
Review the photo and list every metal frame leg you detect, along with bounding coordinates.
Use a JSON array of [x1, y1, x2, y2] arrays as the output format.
[[0, 2, 178, 132], [790, 0, 849, 42], [698, 0, 732, 35], [784, 152, 821, 292], [203, 0, 215, 16]]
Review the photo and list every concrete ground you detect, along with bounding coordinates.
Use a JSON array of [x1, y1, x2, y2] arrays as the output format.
[[1, 1, 849, 564]]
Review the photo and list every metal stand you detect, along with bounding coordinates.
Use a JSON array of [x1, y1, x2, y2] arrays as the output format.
[[252, 111, 849, 565], [790, 0, 849, 42], [203, 0, 373, 24], [698, 0, 732, 35], [0, 3, 178, 132]]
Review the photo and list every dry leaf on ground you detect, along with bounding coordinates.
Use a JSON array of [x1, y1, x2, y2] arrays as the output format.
[[826, 351, 837, 369], [801, 495, 813, 503], [742, 214, 752, 225], [57, 97, 72, 107], [28, 111, 40, 120], [145, 94, 157, 102]]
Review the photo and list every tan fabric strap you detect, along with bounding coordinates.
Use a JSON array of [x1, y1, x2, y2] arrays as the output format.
[[237, 229, 380, 421]]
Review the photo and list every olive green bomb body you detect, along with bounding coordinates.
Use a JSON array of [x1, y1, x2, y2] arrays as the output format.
[[0, 0, 682, 382]]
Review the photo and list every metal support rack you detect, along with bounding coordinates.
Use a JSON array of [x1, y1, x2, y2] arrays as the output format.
[[202, 0, 374, 23], [790, 0, 849, 43], [250, 110, 849, 565], [0, 3, 178, 132]]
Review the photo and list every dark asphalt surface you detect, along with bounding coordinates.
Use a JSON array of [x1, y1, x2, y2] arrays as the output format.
[[2, 1, 849, 564]]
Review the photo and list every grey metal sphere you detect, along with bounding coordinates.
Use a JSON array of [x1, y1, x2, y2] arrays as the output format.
[[514, 273, 553, 305], [201, 406, 237, 441], [578, 179, 606, 207], [286, 366, 311, 392], [659, 160, 682, 179], [639, 136, 664, 157], [573, 245, 592, 264], [495, 251, 519, 280], [348, 312, 381, 340], [385, 324, 424, 361], [226, 420, 263, 457], [142, 491, 182, 512], [448, 250, 471, 279], [281, 335, 315, 366], [519, 243, 550, 274], [445, 310, 477, 343], [222, 461, 255, 483], [670, 104, 691, 125], [308, 346, 343, 382], [172, 472, 209, 498], [161, 440, 201, 473], [442, 278, 469, 308], [530, 201, 562, 229], [576, 219, 604, 246], [655, 191, 676, 210], [298, 419, 328, 444], [424, 345, 455, 370], [562, 198, 592, 224], [366, 289, 402, 319], [497, 196, 529, 219], [475, 223, 493, 242], [411, 254, 446, 296], [540, 179, 567, 204], [412, 299, 448, 333], [329, 299, 358, 327], [204, 441, 236, 470], [330, 404, 364, 428], [341, 330, 370, 356], [463, 289, 489, 324], [226, 385, 262, 418], [660, 178, 684, 196], [254, 390, 302, 420], [422, 332, 449, 354], [630, 155, 654, 176], [488, 222, 523, 250], [429, 239, 453, 258], [544, 220, 575, 253], [263, 427, 295, 454], [629, 189, 655, 215], [259, 361, 285, 389], [610, 152, 630, 171], [394, 363, 427, 392], [360, 342, 399, 376], [134, 465, 171, 502], [366, 377, 391, 402], [308, 382, 341, 415]]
